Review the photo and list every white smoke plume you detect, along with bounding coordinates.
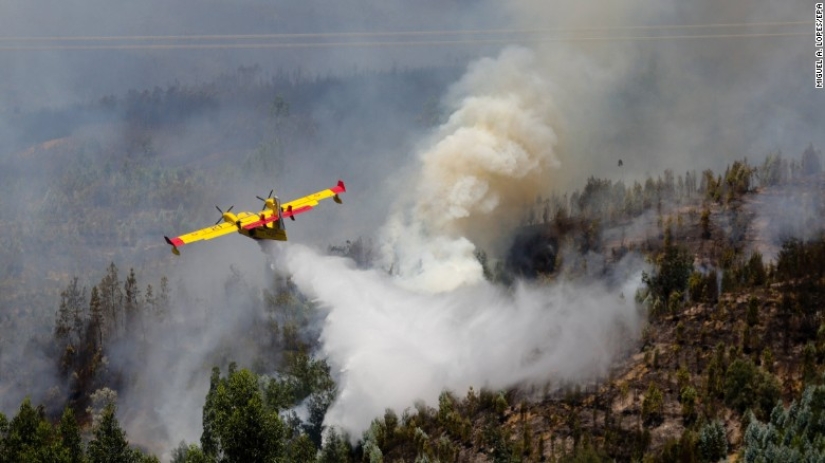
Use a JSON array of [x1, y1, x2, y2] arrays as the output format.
[[274, 47, 645, 436], [279, 246, 643, 435]]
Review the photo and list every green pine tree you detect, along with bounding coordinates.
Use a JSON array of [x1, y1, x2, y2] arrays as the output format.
[[57, 407, 84, 463]]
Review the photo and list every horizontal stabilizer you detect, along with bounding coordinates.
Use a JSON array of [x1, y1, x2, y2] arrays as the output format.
[[164, 236, 182, 255]]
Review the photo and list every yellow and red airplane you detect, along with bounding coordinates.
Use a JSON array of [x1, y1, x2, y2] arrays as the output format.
[[164, 180, 345, 255]]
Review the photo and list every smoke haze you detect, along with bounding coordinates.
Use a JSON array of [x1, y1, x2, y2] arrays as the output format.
[[0, 0, 821, 457], [503, 0, 821, 183], [2, 0, 819, 180]]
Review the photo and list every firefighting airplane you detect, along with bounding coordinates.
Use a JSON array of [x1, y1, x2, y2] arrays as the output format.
[[164, 180, 345, 255]]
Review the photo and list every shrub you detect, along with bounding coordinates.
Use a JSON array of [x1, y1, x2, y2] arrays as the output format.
[[641, 383, 665, 426], [723, 358, 781, 418], [697, 420, 727, 462]]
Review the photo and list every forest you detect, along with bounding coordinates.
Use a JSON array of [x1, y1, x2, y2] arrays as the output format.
[[1, 62, 825, 462]]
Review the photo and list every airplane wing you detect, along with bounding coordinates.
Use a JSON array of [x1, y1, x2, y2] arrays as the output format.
[[165, 211, 258, 254], [243, 180, 346, 229]]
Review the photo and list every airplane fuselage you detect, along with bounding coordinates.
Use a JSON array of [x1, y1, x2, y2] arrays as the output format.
[[220, 211, 288, 242], [242, 224, 287, 241]]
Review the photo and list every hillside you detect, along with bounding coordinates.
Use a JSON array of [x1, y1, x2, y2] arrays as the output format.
[[358, 162, 825, 462]]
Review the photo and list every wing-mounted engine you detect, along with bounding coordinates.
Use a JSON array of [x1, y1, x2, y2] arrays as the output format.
[[215, 205, 241, 228], [257, 190, 277, 213]]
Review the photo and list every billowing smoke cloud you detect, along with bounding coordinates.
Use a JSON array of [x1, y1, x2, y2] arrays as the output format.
[[415, 48, 560, 239], [382, 47, 560, 292]]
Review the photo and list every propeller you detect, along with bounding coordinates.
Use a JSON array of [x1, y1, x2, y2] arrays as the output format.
[[256, 189, 274, 202], [214, 205, 234, 224]]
